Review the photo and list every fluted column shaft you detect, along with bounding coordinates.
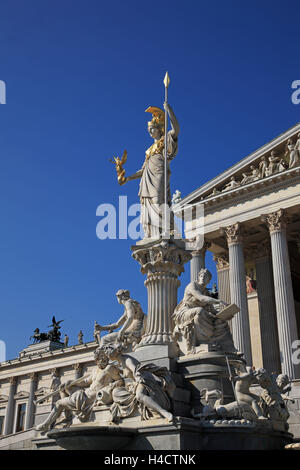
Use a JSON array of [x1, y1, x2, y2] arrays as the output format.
[[143, 274, 180, 343], [225, 224, 252, 365], [189, 240, 211, 282], [190, 252, 204, 282], [264, 210, 300, 379], [25, 373, 37, 430], [255, 256, 281, 373], [3, 377, 16, 435], [214, 255, 231, 305], [132, 239, 191, 347]]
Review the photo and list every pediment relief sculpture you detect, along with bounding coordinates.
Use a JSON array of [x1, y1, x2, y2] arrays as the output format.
[[205, 136, 300, 200]]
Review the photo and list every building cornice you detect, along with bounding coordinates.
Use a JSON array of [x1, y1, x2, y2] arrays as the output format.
[[174, 122, 300, 210]]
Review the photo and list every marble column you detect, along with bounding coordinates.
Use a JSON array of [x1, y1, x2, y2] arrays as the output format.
[[3, 376, 17, 436], [224, 223, 252, 365], [73, 363, 82, 379], [213, 254, 231, 306], [25, 373, 37, 430], [190, 241, 211, 282], [263, 210, 300, 379], [255, 248, 281, 374], [132, 239, 191, 349]]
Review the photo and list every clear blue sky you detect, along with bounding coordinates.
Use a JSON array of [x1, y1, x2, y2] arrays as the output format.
[[1, 0, 300, 359]]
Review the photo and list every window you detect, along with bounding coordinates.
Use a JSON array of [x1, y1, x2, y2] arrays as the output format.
[[15, 403, 26, 432], [0, 413, 5, 435]]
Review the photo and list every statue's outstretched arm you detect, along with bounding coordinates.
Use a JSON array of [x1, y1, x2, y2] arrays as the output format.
[[126, 168, 143, 182], [164, 103, 179, 138], [100, 313, 127, 331]]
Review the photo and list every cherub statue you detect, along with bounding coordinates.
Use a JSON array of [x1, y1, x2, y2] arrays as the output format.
[[215, 365, 267, 421], [110, 150, 127, 185]]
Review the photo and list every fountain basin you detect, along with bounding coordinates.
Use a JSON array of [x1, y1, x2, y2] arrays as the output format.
[[48, 425, 137, 450]]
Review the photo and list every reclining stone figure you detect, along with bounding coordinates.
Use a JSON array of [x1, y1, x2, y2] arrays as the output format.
[[35, 348, 123, 432], [103, 343, 175, 423]]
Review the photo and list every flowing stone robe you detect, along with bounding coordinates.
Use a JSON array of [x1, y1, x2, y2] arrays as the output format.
[[110, 363, 173, 421], [138, 132, 178, 238]]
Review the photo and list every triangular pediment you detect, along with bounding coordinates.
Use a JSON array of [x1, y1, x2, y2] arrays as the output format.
[[0, 394, 8, 402], [175, 122, 300, 208], [35, 387, 49, 397], [14, 391, 29, 399]]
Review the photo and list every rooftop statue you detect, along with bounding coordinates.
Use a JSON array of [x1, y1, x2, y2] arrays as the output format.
[[29, 328, 48, 343], [47, 316, 64, 343], [110, 73, 179, 239], [94, 289, 146, 352], [172, 268, 239, 355], [29, 316, 64, 344]]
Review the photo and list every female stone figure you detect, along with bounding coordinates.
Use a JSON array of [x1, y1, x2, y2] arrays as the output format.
[[122, 104, 179, 238], [172, 268, 236, 354], [103, 344, 175, 423]]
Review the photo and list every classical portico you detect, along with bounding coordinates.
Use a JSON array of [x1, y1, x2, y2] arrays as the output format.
[[175, 122, 300, 380]]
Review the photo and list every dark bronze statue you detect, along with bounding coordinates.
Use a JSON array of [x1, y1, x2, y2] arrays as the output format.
[[30, 316, 64, 344]]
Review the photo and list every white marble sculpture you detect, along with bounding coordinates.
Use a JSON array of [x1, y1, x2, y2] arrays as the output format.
[[35, 348, 123, 432], [94, 289, 146, 351], [103, 343, 175, 423], [215, 364, 267, 421], [172, 189, 182, 204], [286, 137, 300, 168], [120, 104, 179, 239], [172, 268, 238, 355]]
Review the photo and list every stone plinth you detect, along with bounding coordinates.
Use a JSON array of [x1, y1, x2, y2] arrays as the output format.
[[47, 418, 293, 450], [177, 351, 245, 415], [19, 341, 64, 358], [132, 238, 191, 352]]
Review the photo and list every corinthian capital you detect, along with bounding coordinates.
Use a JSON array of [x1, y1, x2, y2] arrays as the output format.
[[262, 209, 289, 233], [213, 254, 229, 271], [223, 223, 243, 245]]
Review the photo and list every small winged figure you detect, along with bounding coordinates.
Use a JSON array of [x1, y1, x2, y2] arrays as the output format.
[[109, 150, 127, 185], [48, 316, 64, 342]]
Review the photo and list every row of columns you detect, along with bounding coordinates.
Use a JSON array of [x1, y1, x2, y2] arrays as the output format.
[[193, 209, 299, 379], [2, 363, 83, 436]]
